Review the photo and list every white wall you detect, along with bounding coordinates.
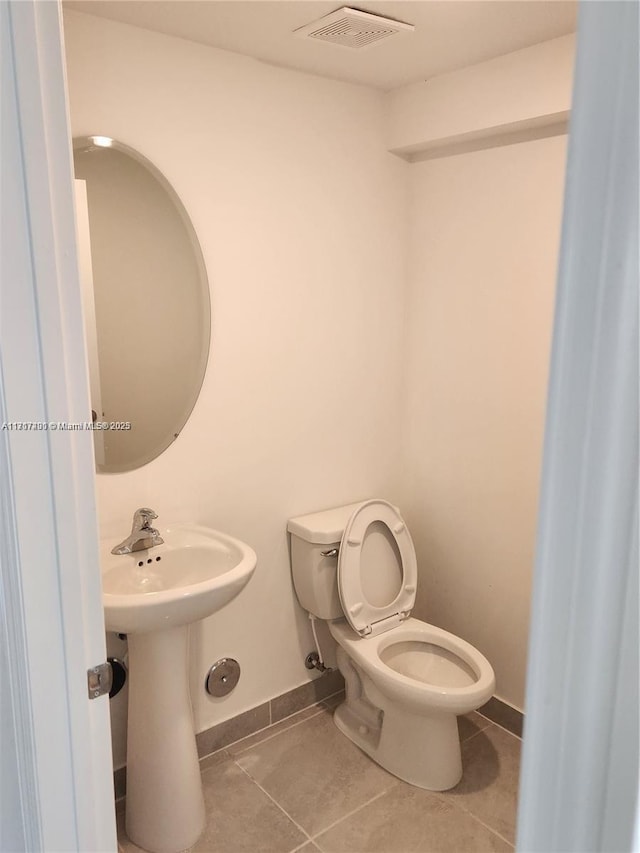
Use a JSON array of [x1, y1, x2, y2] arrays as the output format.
[[402, 135, 568, 710], [63, 10, 408, 768], [387, 34, 574, 157], [64, 9, 570, 767]]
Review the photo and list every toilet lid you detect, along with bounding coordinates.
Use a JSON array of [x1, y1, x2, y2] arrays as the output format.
[[338, 500, 417, 638]]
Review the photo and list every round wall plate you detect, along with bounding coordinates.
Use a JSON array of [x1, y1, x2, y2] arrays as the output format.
[[205, 658, 240, 697]]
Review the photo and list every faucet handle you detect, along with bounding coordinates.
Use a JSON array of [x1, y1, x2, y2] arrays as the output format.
[[132, 507, 158, 530]]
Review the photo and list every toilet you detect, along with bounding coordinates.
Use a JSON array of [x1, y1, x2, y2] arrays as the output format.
[[288, 499, 495, 791]]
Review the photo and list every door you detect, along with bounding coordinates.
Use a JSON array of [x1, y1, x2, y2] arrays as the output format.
[[517, 2, 639, 850], [1, 1, 116, 850]]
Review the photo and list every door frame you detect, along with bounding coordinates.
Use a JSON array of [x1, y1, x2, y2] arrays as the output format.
[[517, 1, 639, 851], [1, 1, 116, 850]]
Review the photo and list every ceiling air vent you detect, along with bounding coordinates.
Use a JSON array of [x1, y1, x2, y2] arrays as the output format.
[[294, 7, 414, 50]]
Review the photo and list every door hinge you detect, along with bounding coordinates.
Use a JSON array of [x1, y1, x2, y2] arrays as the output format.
[[87, 661, 112, 699]]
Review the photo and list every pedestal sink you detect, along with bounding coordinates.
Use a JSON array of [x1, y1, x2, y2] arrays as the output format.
[[100, 523, 257, 853]]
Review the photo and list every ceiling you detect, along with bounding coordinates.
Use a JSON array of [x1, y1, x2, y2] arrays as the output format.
[[63, 0, 577, 91]]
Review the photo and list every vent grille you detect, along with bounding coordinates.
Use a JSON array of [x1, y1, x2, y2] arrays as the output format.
[[294, 8, 414, 50], [306, 16, 396, 49]]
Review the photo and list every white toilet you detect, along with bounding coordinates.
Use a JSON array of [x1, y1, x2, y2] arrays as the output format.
[[288, 499, 495, 791]]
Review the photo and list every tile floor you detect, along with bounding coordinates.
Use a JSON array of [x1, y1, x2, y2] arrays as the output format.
[[117, 695, 521, 853]]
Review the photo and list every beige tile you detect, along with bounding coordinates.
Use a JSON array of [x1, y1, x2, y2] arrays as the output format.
[[477, 698, 524, 739], [321, 691, 345, 711], [115, 808, 146, 853], [449, 723, 521, 844], [199, 747, 232, 773], [228, 705, 324, 756], [235, 710, 396, 836], [458, 711, 492, 743], [113, 765, 127, 801], [196, 702, 270, 758], [192, 760, 307, 852], [271, 670, 345, 723], [315, 784, 512, 852]]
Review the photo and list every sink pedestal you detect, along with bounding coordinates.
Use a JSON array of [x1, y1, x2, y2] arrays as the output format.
[[101, 523, 257, 851], [125, 626, 205, 853]]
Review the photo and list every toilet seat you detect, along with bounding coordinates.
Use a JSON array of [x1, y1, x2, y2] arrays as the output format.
[[329, 617, 495, 715], [338, 500, 418, 638]]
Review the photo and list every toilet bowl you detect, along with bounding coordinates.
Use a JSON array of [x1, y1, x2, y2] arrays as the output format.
[[288, 499, 495, 791]]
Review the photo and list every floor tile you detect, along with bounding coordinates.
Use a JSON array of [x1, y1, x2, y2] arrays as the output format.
[[449, 723, 521, 844], [116, 759, 306, 853], [228, 705, 324, 756], [315, 784, 512, 852], [115, 809, 146, 853], [235, 709, 397, 836], [199, 747, 232, 773], [458, 710, 492, 743], [117, 709, 520, 853], [192, 759, 307, 852]]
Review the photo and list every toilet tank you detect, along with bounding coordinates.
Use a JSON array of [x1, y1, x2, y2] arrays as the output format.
[[287, 502, 365, 620]]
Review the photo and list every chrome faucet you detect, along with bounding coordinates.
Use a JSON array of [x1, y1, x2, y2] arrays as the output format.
[[111, 508, 165, 555]]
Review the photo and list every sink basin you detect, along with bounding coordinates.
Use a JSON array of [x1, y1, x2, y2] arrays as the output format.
[[99, 521, 257, 853], [101, 523, 257, 633]]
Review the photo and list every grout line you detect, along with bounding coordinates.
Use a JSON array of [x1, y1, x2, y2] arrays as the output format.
[[322, 688, 345, 701], [459, 717, 492, 744], [475, 714, 523, 741], [198, 747, 233, 774], [447, 797, 516, 850], [234, 760, 313, 847], [289, 841, 315, 853], [202, 704, 324, 761], [432, 775, 516, 850], [275, 700, 328, 726], [462, 725, 492, 746], [230, 706, 326, 755], [307, 786, 394, 844]]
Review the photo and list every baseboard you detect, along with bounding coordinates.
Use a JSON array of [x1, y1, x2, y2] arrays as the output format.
[[478, 695, 524, 738]]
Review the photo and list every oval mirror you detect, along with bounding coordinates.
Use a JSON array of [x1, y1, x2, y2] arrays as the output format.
[[73, 137, 210, 473]]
